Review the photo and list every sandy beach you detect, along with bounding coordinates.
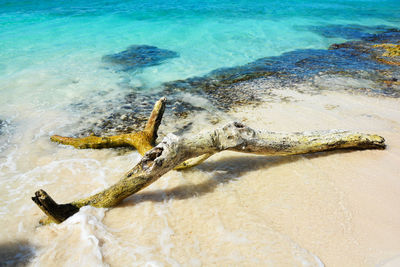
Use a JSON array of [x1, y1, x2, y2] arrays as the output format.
[[1, 86, 399, 266], [227, 88, 400, 266]]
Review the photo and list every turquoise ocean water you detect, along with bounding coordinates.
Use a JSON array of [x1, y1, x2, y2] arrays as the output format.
[[1, 0, 400, 93], [0, 1, 399, 265]]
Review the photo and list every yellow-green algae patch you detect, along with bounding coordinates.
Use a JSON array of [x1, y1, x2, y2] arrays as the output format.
[[374, 43, 400, 57]]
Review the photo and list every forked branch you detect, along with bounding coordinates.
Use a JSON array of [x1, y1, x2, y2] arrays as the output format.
[[33, 122, 385, 224], [50, 97, 166, 155]]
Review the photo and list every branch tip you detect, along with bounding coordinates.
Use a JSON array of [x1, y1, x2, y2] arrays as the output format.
[[32, 189, 79, 224]]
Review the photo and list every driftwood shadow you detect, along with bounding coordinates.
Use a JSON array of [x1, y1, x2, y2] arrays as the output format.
[[122, 150, 356, 206], [0, 240, 35, 267]]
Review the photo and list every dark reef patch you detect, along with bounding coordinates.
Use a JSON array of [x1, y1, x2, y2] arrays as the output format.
[[72, 28, 400, 138], [159, 30, 400, 107], [102, 45, 179, 72], [306, 24, 398, 40]]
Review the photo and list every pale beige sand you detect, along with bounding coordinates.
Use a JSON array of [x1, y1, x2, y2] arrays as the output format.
[[1, 89, 400, 266], [226, 90, 400, 266]]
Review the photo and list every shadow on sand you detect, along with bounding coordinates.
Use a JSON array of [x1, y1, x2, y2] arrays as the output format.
[[121, 149, 357, 206], [0, 240, 35, 267]]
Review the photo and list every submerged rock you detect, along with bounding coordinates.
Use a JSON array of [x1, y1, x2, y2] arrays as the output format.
[[158, 30, 400, 110], [102, 45, 179, 71], [306, 24, 397, 40]]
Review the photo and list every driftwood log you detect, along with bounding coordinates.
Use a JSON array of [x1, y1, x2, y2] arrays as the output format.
[[32, 98, 386, 224], [49, 97, 211, 170]]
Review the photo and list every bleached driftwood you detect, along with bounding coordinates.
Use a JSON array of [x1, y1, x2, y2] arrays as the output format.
[[32, 121, 385, 224]]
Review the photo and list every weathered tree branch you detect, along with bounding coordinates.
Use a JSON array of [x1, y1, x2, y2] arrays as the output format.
[[33, 122, 385, 224], [50, 97, 166, 155], [32, 190, 79, 224], [49, 97, 207, 169]]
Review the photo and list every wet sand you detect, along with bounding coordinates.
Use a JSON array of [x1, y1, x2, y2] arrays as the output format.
[[1, 88, 400, 266]]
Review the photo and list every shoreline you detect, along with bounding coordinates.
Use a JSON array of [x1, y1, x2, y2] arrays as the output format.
[[67, 29, 400, 139]]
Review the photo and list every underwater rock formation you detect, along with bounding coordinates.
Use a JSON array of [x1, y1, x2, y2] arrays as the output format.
[[102, 45, 178, 71], [163, 30, 400, 98], [306, 24, 397, 40]]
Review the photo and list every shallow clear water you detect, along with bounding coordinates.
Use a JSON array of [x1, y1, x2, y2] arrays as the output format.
[[0, 0, 399, 265], [1, 0, 400, 97]]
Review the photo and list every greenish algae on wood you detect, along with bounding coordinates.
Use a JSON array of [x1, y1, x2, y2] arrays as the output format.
[[50, 97, 166, 155], [33, 121, 386, 224]]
